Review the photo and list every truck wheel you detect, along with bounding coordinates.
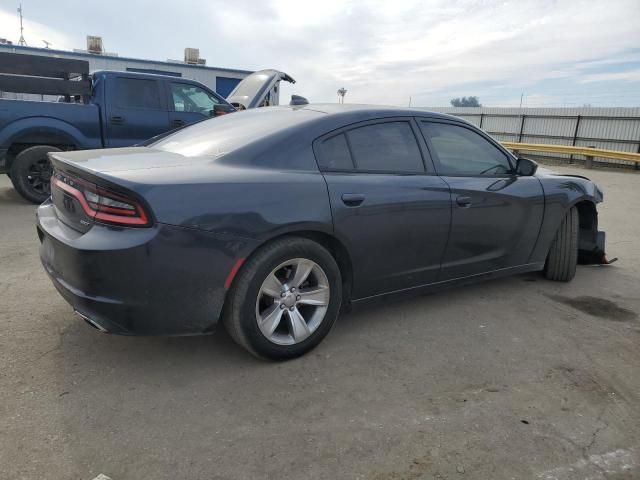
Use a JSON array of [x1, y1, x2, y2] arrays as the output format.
[[10, 145, 61, 204], [544, 207, 578, 282]]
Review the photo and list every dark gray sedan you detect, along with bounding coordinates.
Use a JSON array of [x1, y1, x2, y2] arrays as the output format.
[[37, 105, 608, 359]]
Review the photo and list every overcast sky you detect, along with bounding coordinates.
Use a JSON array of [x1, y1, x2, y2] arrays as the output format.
[[2, 0, 640, 107]]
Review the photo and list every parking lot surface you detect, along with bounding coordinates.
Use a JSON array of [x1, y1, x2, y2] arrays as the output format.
[[1, 165, 639, 480]]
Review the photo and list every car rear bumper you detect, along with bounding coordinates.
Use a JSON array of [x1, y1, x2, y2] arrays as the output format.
[[37, 200, 256, 335]]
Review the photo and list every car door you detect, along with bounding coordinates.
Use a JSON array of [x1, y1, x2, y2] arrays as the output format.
[[314, 118, 451, 299], [167, 81, 226, 129], [418, 119, 544, 281], [105, 76, 170, 147]]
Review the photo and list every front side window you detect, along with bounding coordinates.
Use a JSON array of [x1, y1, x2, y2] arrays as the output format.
[[115, 78, 161, 110], [346, 121, 424, 173], [171, 83, 220, 114], [420, 122, 512, 175]]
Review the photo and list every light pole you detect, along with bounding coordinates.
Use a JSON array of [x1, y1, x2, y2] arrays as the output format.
[[337, 88, 347, 104]]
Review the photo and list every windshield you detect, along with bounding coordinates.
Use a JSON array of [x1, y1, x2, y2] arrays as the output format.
[[151, 107, 322, 158], [170, 83, 220, 114]]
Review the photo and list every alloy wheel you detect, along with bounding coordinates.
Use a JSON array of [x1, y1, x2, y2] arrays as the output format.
[[26, 158, 52, 195], [255, 258, 330, 345]]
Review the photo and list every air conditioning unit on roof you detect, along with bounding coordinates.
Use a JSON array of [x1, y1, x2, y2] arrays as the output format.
[[184, 48, 200, 64], [87, 36, 103, 54]]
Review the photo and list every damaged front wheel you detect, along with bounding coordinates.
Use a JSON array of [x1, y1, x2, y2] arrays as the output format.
[[544, 207, 578, 282]]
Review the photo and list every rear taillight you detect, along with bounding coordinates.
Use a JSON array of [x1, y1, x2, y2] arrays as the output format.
[[52, 172, 151, 227]]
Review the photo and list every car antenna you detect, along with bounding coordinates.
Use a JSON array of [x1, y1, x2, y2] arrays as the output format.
[[290, 95, 309, 106]]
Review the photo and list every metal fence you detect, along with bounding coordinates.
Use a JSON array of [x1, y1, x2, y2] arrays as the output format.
[[420, 107, 640, 169]]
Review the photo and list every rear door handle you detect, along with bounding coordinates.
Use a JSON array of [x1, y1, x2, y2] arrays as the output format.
[[172, 119, 185, 128], [341, 193, 365, 207], [456, 196, 472, 208], [110, 115, 124, 125]]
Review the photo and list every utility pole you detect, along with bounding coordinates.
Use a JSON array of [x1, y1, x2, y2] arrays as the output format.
[[337, 87, 347, 104], [18, 3, 27, 46], [42, 40, 51, 48], [519, 92, 524, 109]]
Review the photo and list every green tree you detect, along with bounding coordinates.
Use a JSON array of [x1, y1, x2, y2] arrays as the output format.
[[450, 96, 481, 107]]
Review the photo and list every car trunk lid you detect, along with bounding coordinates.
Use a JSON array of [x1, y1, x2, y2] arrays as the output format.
[[226, 69, 295, 110]]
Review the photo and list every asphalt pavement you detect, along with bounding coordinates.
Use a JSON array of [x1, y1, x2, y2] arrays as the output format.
[[1, 165, 639, 479]]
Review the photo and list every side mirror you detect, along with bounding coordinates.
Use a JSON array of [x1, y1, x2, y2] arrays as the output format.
[[210, 104, 236, 117], [515, 157, 538, 176]]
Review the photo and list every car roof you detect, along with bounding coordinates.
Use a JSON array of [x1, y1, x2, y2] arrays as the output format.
[[150, 104, 471, 161], [149, 103, 481, 168], [302, 103, 402, 114], [284, 103, 468, 123], [92, 69, 203, 82]]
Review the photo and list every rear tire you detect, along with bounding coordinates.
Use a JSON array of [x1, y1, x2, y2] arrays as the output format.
[[10, 145, 60, 204], [223, 237, 342, 360], [544, 207, 578, 282]]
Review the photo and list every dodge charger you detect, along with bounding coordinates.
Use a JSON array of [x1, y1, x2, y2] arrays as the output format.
[[36, 105, 608, 359]]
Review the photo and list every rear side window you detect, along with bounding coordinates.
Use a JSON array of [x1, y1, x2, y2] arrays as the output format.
[[115, 78, 161, 110], [316, 134, 354, 170], [346, 122, 424, 173]]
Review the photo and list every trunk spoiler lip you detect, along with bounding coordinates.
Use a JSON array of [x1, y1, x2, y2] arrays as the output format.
[[47, 151, 130, 185], [47, 147, 198, 173], [48, 151, 139, 190], [48, 151, 101, 178]]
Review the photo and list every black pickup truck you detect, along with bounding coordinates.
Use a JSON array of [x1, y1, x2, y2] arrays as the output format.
[[0, 53, 295, 202]]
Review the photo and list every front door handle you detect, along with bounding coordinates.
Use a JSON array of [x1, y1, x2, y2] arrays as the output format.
[[456, 196, 472, 208], [172, 119, 185, 128], [341, 193, 365, 207], [110, 115, 124, 125]]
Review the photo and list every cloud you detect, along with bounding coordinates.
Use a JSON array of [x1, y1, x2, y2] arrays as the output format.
[[0, 8, 73, 50], [197, 0, 640, 105], [579, 69, 640, 83], [1, 0, 639, 106]]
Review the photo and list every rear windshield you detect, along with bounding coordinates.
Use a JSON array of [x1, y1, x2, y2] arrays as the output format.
[[151, 107, 322, 158]]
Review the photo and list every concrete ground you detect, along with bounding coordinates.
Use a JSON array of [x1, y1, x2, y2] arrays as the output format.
[[1, 165, 639, 480]]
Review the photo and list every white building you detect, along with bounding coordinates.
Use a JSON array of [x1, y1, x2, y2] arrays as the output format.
[[0, 42, 251, 100]]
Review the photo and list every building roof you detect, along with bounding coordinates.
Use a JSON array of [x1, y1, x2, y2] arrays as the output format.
[[0, 43, 253, 75]]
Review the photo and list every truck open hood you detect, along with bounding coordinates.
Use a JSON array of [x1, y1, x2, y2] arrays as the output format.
[[227, 69, 295, 110]]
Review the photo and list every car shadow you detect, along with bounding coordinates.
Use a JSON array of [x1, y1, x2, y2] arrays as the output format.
[[57, 273, 533, 372], [55, 264, 623, 385]]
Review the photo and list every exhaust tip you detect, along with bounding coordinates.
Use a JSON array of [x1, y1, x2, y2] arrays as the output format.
[[74, 310, 109, 333]]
